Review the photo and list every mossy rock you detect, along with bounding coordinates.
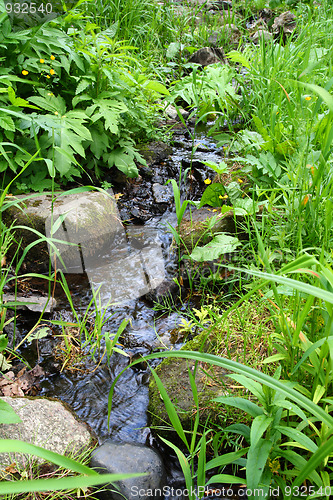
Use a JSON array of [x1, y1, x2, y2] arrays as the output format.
[[3, 190, 123, 272], [178, 207, 242, 251], [148, 300, 274, 442], [137, 141, 172, 166], [148, 332, 230, 442]]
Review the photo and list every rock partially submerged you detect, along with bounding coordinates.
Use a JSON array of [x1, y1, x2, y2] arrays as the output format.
[[3, 189, 122, 272], [0, 397, 96, 470], [178, 207, 241, 251], [90, 440, 166, 500]]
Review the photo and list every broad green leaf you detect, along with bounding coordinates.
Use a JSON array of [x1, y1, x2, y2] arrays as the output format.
[[143, 81, 170, 95], [0, 401, 22, 424], [0, 113, 15, 132], [226, 50, 251, 69], [190, 234, 241, 262], [206, 474, 244, 485], [224, 423, 251, 442], [0, 334, 8, 351], [274, 400, 308, 423], [228, 374, 266, 404], [202, 160, 228, 175], [86, 99, 127, 134], [205, 448, 248, 471], [262, 353, 288, 364], [0, 353, 12, 371], [276, 426, 318, 453], [250, 415, 273, 448], [199, 184, 226, 208], [213, 396, 264, 418], [313, 385, 326, 404], [246, 438, 272, 491], [28, 327, 50, 342]]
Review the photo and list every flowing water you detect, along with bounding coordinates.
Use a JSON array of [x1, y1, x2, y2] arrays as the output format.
[[12, 129, 228, 494]]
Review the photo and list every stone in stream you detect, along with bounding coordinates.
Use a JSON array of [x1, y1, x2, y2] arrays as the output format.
[[178, 207, 243, 251], [188, 47, 226, 67], [4, 189, 167, 306], [2, 293, 56, 313], [0, 396, 97, 470], [90, 440, 166, 500]]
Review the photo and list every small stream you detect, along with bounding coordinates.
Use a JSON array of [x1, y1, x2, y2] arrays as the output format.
[[11, 128, 228, 493]]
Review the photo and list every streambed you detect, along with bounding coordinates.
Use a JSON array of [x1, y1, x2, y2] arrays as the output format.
[[5, 129, 232, 494]]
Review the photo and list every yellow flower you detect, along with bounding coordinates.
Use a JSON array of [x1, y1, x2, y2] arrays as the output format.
[[219, 195, 223, 199], [237, 178, 243, 183], [40, 58, 45, 64], [54, 111, 58, 115], [50, 69, 55, 75], [204, 179, 211, 185], [305, 96, 311, 101], [50, 55, 55, 60], [22, 70, 29, 76], [222, 194, 228, 199], [46, 75, 50, 79]]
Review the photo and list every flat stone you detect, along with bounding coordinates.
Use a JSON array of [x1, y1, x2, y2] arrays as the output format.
[[2, 294, 56, 313], [90, 440, 166, 500], [179, 207, 238, 250], [165, 105, 189, 121], [0, 397, 96, 470]]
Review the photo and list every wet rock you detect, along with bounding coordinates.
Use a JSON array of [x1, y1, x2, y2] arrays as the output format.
[[3, 189, 123, 273], [137, 141, 172, 167], [251, 29, 273, 44], [90, 440, 166, 500], [2, 293, 56, 313], [152, 183, 173, 204], [188, 47, 225, 67], [0, 397, 96, 470], [272, 11, 297, 38], [144, 278, 180, 305], [208, 25, 241, 48], [178, 207, 239, 251]]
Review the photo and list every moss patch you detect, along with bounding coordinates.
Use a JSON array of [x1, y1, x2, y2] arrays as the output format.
[[148, 299, 275, 442]]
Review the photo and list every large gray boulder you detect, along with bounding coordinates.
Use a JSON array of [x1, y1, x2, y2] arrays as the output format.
[[3, 189, 167, 306], [90, 440, 166, 500], [3, 189, 122, 272], [0, 397, 97, 470]]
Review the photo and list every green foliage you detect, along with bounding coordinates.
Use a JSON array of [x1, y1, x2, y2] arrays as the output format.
[[167, 65, 240, 127], [0, 15, 169, 190]]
